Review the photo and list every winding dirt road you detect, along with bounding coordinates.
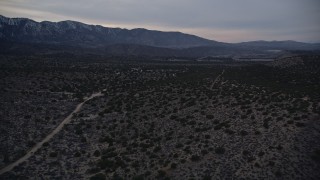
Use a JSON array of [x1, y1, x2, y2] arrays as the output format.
[[211, 69, 225, 89], [0, 92, 103, 175]]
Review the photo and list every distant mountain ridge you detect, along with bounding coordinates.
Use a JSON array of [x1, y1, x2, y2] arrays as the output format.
[[0, 15, 319, 57], [237, 40, 320, 50], [0, 15, 219, 48]]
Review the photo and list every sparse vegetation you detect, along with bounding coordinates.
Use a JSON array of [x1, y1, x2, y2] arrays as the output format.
[[0, 54, 319, 179]]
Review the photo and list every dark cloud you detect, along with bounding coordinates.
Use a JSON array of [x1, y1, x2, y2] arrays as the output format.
[[1, 0, 319, 42]]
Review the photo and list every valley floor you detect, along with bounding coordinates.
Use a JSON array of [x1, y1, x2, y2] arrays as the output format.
[[0, 55, 319, 179]]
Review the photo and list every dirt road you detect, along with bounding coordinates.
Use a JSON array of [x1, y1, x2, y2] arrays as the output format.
[[0, 92, 103, 175]]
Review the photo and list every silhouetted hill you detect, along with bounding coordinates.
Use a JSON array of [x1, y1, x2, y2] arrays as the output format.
[[0, 15, 220, 48]]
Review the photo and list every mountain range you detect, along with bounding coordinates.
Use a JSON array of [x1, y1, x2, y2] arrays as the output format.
[[1, 15, 319, 57]]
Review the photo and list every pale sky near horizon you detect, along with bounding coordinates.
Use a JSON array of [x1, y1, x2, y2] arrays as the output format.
[[0, 0, 319, 43]]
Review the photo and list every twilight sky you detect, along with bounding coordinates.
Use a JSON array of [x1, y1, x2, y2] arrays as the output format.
[[0, 0, 319, 43]]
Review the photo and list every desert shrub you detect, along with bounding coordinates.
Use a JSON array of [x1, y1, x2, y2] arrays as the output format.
[[255, 130, 261, 135], [225, 129, 235, 135], [27, 140, 36, 147], [170, 163, 177, 169], [170, 115, 177, 120], [295, 122, 305, 127], [94, 150, 101, 157], [215, 147, 225, 154], [203, 175, 212, 180], [132, 175, 144, 180], [263, 120, 269, 129], [74, 151, 81, 157], [311, 149, 320, 163], [275, 170, 282, 177], [213, 119, 220, 124], [240, 130, 248, 136], [81, 136, 87, 142], [191, 155, 201, 161], [153, 146, 161, 152], [24, 115, 32, 119], [188, 120, 196, 125], [241, 115, 247, 119], [157, 170, 166, 177], [206, 115, 214, 119], [268, 161, 275, 166], [214, 124, 223, 130], [276, 117, 283, 121], [258, 151, 265, 157], [49, 152, 58, 157], [276, 145, 283, 150], [201, 150, 208, 155], [90, 173, 106, 180], [254, 162, 261, 168], [43, 142, 49, 147], [86, 167, 101, 174], [242, 150, 250, 156], [175, 143, 184, 149], [113, 174, 124, 180], [98, 159, 114, 169], [287, 120, 294, 124]]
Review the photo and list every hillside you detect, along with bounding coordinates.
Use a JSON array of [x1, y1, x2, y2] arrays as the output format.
[[0, 15, 219, 48]]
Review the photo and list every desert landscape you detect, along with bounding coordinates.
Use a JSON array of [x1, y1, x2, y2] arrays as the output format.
[[0, 54, 319, 179], [1, 1, 320, 178]]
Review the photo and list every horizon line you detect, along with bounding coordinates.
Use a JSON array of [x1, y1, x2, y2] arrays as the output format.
[[1, 14, 319, 44]]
